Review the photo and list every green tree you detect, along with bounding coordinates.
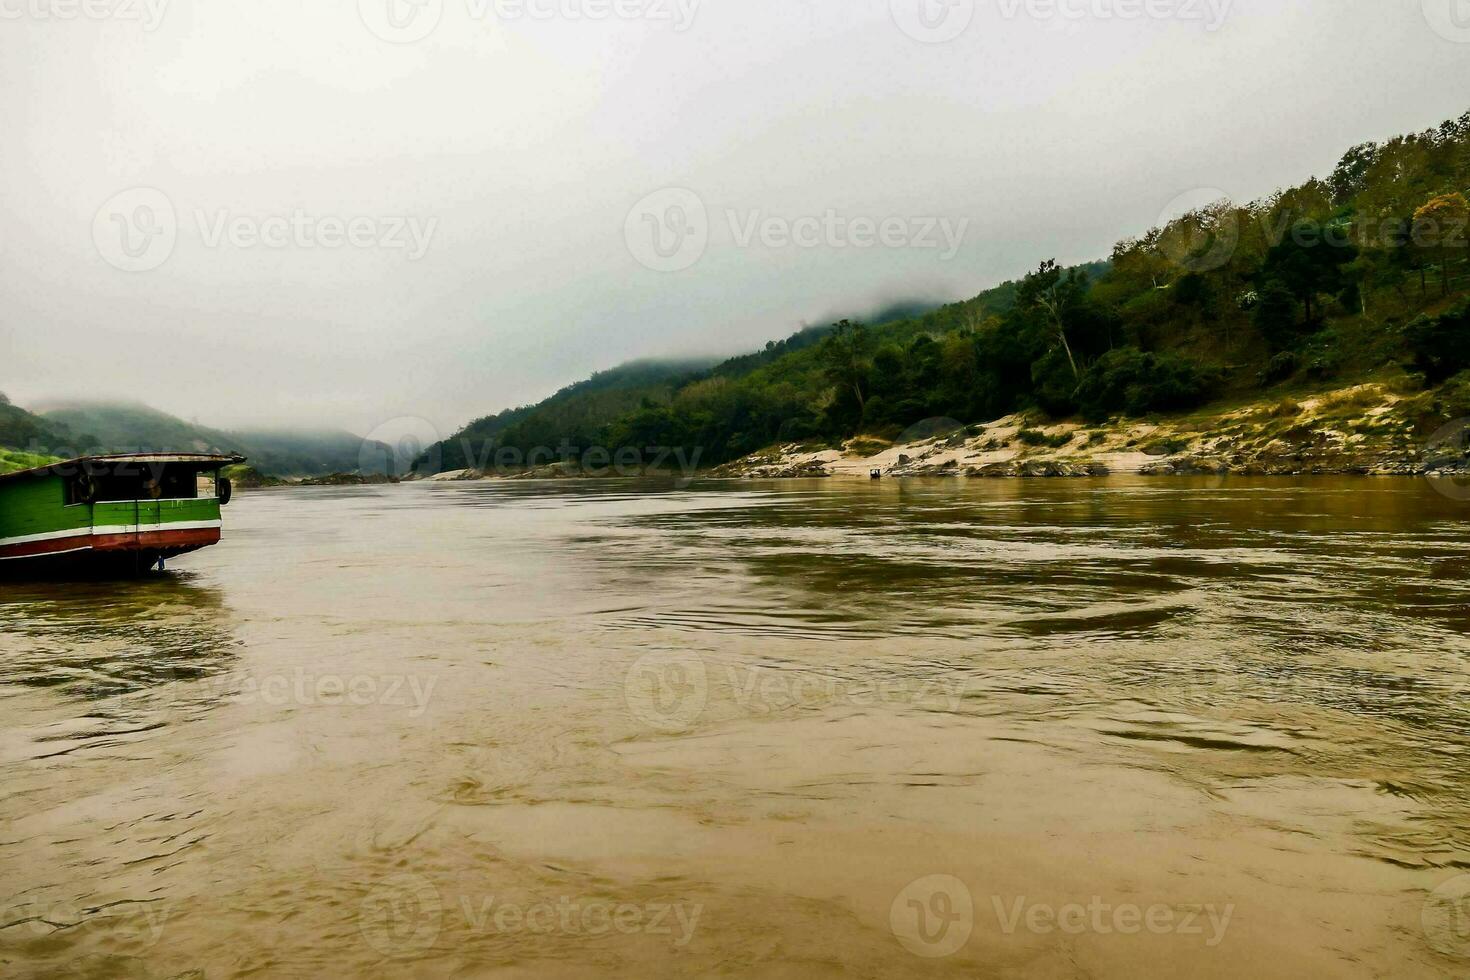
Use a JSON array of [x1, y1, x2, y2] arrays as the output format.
[[1329, 142, 1379, 205], [1413, 192, 1469, 297], [1253, 282, 1301, 352], [1017, 259, 1088, 379], [819, 319, 873, 420], [1404, 303, 1470, 383], [1260, 223, 1359, 325]]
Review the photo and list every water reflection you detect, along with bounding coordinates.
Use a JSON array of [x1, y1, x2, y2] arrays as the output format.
[[0, 575, 237, 706]]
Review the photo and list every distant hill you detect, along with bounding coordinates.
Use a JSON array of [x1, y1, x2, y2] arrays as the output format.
[[0, 390, 81, 455], [417, 108, 1470, 471], [39, 401, 239, 457], [421, 358, 719, 473], [417, 300, 963, 474], [27, 401, 394, 477], [231, 428, 401, 478]]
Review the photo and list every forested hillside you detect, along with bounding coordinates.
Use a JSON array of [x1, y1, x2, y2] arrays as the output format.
[[0, 393, 84, 454], [0, 394, 77, 474], [426, 359, 718, 472], [0, 400, 396, 477], [419, 110, 1470, 474], [416, 297, 1049, 473]]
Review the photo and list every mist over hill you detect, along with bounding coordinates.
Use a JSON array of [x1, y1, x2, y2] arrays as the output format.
[[0, 398, 396, 478], [414, 109, 1470, 475]]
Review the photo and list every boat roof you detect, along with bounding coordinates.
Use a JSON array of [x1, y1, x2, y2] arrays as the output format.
[[0, 453, 246, 485]]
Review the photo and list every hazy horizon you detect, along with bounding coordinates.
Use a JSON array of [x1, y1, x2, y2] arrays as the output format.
[[5, 0, 1470, 442]]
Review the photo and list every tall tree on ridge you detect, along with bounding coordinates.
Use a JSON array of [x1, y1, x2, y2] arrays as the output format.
[[1413, 192, 1469, 297], [1017, 260, 1088, 380]]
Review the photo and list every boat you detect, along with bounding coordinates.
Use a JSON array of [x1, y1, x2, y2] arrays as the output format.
[[0, 453, 244, 576]]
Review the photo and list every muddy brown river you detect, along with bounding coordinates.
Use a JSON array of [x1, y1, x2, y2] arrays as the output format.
[[2, 477, 1468, 978]]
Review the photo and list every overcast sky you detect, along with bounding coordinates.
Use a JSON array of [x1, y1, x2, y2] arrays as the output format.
[[3, 0, 1469, 441]]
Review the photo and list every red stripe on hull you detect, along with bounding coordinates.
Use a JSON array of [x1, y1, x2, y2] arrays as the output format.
[[0, 527, 220, 561], [91, 528, 220, 553]]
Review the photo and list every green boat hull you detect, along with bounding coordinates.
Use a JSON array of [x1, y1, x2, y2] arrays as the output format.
[[0, 473, 226, 576]]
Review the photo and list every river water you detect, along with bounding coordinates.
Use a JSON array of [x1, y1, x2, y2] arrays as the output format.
[[2, 477, 1468, 978]]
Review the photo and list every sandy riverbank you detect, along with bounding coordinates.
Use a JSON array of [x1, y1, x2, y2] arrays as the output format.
[[400, 382, 1470, 485], [713, 382, 1470, 481]]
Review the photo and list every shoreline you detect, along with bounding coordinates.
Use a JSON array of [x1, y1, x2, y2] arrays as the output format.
[[711, 381, 1469, 482], [243, 380, 1470, 488]]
